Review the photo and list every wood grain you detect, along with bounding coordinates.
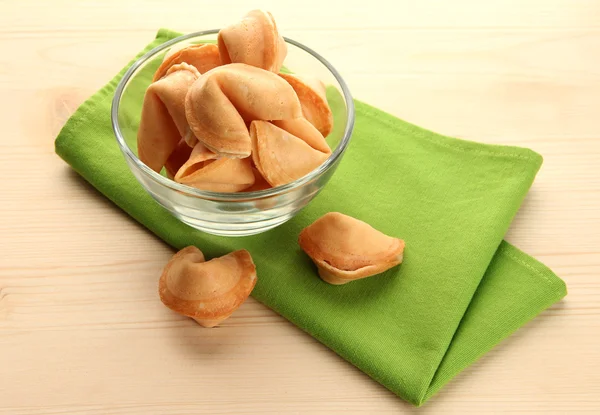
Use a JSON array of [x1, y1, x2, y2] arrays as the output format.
[[0, 0, 599, 413]]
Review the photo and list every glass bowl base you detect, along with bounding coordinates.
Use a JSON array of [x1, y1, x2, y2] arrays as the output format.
[[173, 212, 294, 236]]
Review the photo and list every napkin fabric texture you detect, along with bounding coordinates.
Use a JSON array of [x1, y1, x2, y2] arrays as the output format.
[[54, 29, 566, 406]]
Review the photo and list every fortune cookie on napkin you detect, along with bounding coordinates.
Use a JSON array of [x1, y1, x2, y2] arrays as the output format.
[[299, 212, 405, 285], [250, 120, 329, 187], [138, 63, 200, 172], [185, 63, 302, 158], [159, 246, 257, 328], [218, 9, 287, 73], [174, 142, 255, 192]]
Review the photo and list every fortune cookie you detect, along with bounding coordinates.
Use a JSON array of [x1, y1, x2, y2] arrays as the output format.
[[164, 139, 193, 179], [159, 246, 257, 328], [174, 142, 255, 192], [218, 9, 287, 73], [244, 168, 272, 192], [272, 118, 331, 154], [138, 63, 200, 172], [250, 120, 329, 187], [279, 73, 333, 138], [185, 63, 302, 158], [153, 43, 221, 82], [299, 212, 405, 285]]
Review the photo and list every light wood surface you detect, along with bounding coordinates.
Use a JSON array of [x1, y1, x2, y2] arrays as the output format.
[[1, 0, 599, 413]]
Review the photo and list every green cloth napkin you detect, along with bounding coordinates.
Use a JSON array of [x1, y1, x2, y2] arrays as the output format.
[[54, 29, 566, 406]]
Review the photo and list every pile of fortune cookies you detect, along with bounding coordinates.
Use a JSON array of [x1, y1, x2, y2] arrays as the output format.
[[137, 10, 405, 327]]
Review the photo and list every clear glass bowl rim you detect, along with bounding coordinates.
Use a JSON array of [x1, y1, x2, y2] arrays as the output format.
[[111, 29, 355, 202]]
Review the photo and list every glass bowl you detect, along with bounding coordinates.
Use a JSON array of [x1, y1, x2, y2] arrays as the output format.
[[111, 30, 354, 236]]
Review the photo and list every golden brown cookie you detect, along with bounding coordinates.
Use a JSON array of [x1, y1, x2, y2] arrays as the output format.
[[164, 139, 193, 179], [243, 167, 272, 192], [153, 43, 221, 82], [138, 63, 200, 172], [185, 63, 302, 158], [159, 246, 257, 327], [250, 120, 329, 187], [279, 73, 333, 138], [218, 9, 287, 73], [272, 118, 331, 154], [298, 212, 405, 285], [174, 142, 255, 192]]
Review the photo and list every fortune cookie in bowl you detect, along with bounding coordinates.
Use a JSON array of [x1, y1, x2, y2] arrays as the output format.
[[272, 117, 331, 154], [153, 43, 221, 82], [185, 63, 302, 158], [244, 168, 272, 192], [174, 142, 255, 192], [299, 212, 405, 285], [164, 139, 193, 179], [250, 120, 329, 187], [218, 9, 287, 73], [279, 73, 333, 138], [159, 246, 257, 327], [138, 63, 200, 173]]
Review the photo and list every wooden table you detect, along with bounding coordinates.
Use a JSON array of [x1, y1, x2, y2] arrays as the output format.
[[1, 1, 598, 413]]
